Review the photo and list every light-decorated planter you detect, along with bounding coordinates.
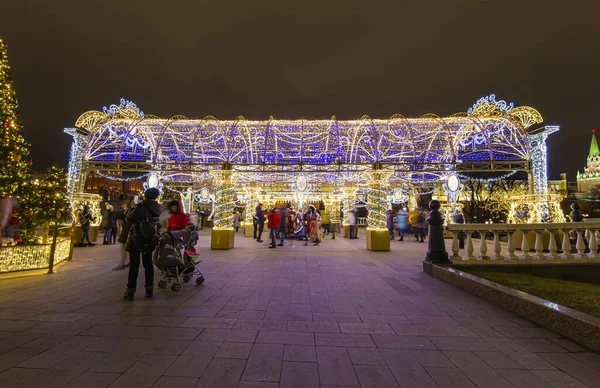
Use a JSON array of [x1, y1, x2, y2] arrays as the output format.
[[211, 228, 235, 250]]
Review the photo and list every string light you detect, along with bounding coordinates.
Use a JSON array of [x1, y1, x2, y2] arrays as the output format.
[[456, 171, 517, 183], [0, 237, 71, 272], [93, 170, 151, 182]]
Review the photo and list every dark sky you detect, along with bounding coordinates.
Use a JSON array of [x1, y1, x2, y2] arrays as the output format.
[[2, 0, 599, 180]]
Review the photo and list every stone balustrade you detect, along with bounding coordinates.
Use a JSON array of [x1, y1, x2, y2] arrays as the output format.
[[445, 221, 600, 263]]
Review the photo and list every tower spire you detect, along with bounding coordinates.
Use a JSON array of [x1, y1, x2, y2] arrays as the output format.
[[590, 129, 599, 158]]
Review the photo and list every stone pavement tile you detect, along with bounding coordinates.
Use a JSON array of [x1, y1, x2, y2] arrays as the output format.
[[312, 313, 362, 323], [89, 339, 160, 373], [0, 319, 40, 331], [129, 316, 187, 327], [244, 302, 270, 311], [348, 347, 386, 365], [509, 317, 539, 327], [180, 317, 236, 329], [77, 313, 138, 325], [484, 337, 557, 370], [354, 364, 400, 388], [444, 351, 513, 388], [283, 345, 317, 362], [257, 330, 315, 345], [371, 334, 436, 350], [237, 382, 280, 388], [549, 338, 586, 352], [242, 343, 284, 382], [85, 337, 158, 353], [514, 338, 569, 353], [19, 333, 73, 350], [539, 352, 600, 388], [333, 304, 358, 314], [0, 367, 43, 388], [569, 352, 600, 371], [216, 309, 266, 320], [459, 321, 506, 338], [316, 346, 359, 386], [339, 322, 395, 334], [286, 321, 339, 333], [63, 372, 120, 388], [494, 325, 560, 339], [264, 312, 312, 321], [76, 305, 129, 315], [280, 361, 320, 388], [407, 315, 462, 326], [171, 307, 220, 318], [198, 328, 258, 343], [195, 357, 246, 388], [358, 314, 411, 324], [52, 350, 109, 371], [532, 370, 590, 388], [267, 300, 290, 312], [29, 311, 91, 322], [498, 369, 553, 388], [310, 304, 335, 313], [0, 332, 44, 354], [148, 340, 191, 356], [425, 367, 477, 388], [315, 332, 375, 347], [82, 323, 143, 338], [0, 347, 44, 373], [411, 350, 454, 368], [25, 321, 94, 335], [164, 341, 221, 377], [151, 376, 199, 388], [19, 335, 100, 369], [140, 327, 200, 340], [24, 368, 84, 388], [475, 351, 526, 370], [107, 354, 177, 388], [215, 342, 253, 359], [289, 303, 312, 312], [390, 324, 453, 336], [442, 325, 478, 337], [233, 319, 286, 331], [379, 349, 438, 387], [429, 336, 497, 352], [121, 306, 175, 316]]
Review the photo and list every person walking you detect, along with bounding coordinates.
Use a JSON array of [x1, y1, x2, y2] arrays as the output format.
[[453, 211, 466, 249], [114, 200, 134, 270], [408, 208, 420, 241], [103, 205, 117, 245], [416, 208, 427, 243], [77, 205, 95, 247], [255, 203, 265, 243], [233, 210, 242, 233], [386, 209, 395, 240], [278, 206, 287, 246], [267, 208, 281, 248], [321, 210, 330, 236], [123, 188, 163, 301], [396, 208, 409, 242]]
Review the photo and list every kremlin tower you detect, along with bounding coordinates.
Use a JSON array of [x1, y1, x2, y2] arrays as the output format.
[[577, 129, 600, 193]]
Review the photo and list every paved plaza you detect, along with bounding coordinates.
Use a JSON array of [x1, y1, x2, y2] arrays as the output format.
[[0, 230, 599, 388]]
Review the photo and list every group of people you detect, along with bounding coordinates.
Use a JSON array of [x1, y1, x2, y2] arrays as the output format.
[[251, 203, 326, 247], [387, 208, 428, 242]]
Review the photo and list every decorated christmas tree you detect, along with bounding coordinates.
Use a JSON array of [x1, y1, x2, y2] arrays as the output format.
[[35, 166, 72, 224], [0, 38, 31, 198]]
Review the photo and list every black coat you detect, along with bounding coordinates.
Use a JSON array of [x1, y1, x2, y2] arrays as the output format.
[[125, 200, 163, 252], [118, 207, 134, 244]]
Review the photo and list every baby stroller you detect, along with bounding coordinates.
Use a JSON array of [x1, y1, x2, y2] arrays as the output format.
[[153, 228, 204, 292]]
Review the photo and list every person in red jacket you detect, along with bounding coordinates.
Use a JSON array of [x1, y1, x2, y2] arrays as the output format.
[[267, 208, 281, 248], [167, 201, 190, 231]]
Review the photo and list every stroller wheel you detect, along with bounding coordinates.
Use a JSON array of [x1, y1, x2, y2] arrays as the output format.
[[158, 280, 168, 289], [183, 275, 191, 283], [171, 283, 181, 292], [195, 276, 205, 285]]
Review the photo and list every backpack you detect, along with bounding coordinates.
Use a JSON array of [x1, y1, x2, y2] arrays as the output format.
[[139, 205, 158, 240]]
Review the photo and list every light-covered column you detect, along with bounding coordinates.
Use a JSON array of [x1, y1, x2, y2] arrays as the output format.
[[365, 164, 391, 251], [527, 126, 559, 195], [63, 128, 89, 195], [210, 165, 236, 249]]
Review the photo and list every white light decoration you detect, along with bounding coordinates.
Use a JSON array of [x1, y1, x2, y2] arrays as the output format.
[[143, 173, 163, 192], [442, 173, 464, 204], [103, 98, 144, 117], [468, 94, 514, 116], [94, 170, 151, 182], [527, 126, 560, 195]]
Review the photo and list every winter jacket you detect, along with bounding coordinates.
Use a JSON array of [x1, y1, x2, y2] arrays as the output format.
[[347, 211, 357, 225], [168, 212, 190, 231], [267, 211, 281, 230], [125, 200, 163, 252], [118, 207, 134, 244], [255, 206, 265, 225], [278, 209, 287, 233], [233, 212, 242, 227]]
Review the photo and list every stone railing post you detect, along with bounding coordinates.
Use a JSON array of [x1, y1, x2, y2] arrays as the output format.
[[426, 200, 450, 264]]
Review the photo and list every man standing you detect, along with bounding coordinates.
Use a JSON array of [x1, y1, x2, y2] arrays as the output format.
[[348, 209, 357, 239], [278, 206, 287, 246], [124, 188, 163, 301], [267, 208, 281, 248], [255, 203, 265, 243]]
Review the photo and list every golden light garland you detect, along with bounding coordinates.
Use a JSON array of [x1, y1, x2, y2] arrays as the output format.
[[0, 237, 71, 273]]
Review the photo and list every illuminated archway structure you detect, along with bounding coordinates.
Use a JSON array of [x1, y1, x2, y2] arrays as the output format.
[[64, 96, 558, 250]]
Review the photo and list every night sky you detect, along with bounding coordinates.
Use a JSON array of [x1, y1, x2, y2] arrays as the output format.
[[2, 0, 599, 180]]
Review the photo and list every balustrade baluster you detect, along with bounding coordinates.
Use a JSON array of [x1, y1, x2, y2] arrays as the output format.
[[505, 231, 517, 260], [465, 231, 475, 261], [520, 230, 530, 260], [491, 231, 501, 260], [546, 230, 558, 260], [451, 231, 460, 260], [533, 230, 544, 259], [561, 229, 572, 260], [575, 229, 586, 258], [479, 232, 488, 260], [587, 229, 598, 259]]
